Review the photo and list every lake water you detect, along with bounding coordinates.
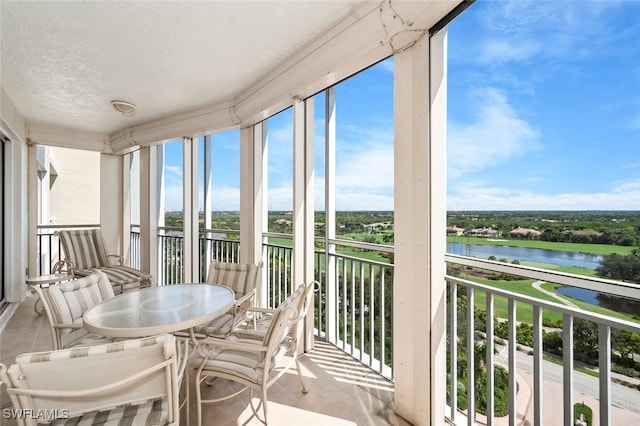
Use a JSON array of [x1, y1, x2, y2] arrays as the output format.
[[446, 242, 640, 314], [447, 242, 603, 269]]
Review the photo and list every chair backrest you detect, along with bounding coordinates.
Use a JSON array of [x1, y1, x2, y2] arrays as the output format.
[[261, 282, 312, 348], [58, 228, 110, 270], [206, 261, 260, 299], [0, 334, 179, 426], [33, 272, 115, 349]]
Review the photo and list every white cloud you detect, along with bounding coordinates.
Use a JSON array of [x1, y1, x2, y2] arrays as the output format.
[[479, 39, 541, 65], [448, 87, 541, 179], [163, 183, 183, 212], [448, 178, 640, 211], [210, 186, 240, 211], [336, 142, 393, 191]]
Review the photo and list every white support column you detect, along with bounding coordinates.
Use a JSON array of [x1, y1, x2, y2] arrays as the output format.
[[27, 144, 38, 279], [183, 137, 199, 283], [324, 87, 337, 344], [303, 97, 315, 351], [157, 145, 165, 283], [6, 137, 28, 301], [100, 153, 123, 257], [240, 124, 265, 303], [393, 28, 448, 426], [139, 146, 158, 280], [122, 153, 132, 266], [203, 135, 213, 270], [293, 97, 315, 351], [292, 97, 305, 290]]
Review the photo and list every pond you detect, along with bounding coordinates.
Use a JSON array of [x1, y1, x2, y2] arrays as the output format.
[[556, 286, 640, 317], [447, 242, 603, 269], [448, 242, 639, 316]]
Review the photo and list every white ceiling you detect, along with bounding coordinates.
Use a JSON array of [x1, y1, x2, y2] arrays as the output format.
[[1, 1, 360, 135]]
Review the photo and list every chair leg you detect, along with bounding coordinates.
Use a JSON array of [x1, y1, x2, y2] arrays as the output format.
[[262, 386, 269, 426], [295, 357, 309, 394], [195, 368, 204, 426]]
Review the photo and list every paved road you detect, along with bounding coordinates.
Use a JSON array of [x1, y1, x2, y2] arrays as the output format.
[[495, 345, 640, 414]]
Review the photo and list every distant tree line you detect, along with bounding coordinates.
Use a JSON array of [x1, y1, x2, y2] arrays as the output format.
[[448, 210, 640, 247]]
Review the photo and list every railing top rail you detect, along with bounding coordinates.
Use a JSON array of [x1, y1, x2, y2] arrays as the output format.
[[37, 224, 100, 230], [324, 237, 394, 254], [445, 253, 640, 300], [446, 274, 640, 334], [322, 250, 393, 268]]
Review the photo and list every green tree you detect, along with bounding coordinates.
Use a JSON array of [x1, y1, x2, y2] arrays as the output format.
[[596, 250, 640, 283]]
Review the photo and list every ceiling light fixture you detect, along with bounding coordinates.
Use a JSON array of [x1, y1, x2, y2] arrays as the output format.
[[111, 100, 136, 116]]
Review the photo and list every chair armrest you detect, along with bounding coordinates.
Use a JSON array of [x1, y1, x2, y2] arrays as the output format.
[[52, 260, 75, 274], [107, 254, 124, 265], [195, 335, 267, 358], [52, 323, 84, 330], [233, 290, 255, 313], [243, 307, 276, 315]]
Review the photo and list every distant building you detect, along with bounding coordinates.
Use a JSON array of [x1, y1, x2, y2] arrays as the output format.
[[447, 226, 464, 236], [509, 227, 541, 239], [468, 227, 502, 238]]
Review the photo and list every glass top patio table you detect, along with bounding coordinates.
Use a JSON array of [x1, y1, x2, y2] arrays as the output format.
[[83, 283, 234, 338]]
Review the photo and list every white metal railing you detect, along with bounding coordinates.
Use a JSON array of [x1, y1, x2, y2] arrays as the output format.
[[262, 235, 394, 379], [445, 254, 640, 426]]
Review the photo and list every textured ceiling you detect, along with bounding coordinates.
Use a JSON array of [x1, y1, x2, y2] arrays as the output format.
[[1, 1, 359, 134]]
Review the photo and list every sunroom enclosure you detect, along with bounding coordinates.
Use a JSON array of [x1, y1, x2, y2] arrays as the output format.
[[7, 1, 639, 424], [5, 5, 457, 425]]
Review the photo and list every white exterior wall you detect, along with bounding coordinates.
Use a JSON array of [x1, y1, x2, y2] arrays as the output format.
[[48, 147, 100, 226]]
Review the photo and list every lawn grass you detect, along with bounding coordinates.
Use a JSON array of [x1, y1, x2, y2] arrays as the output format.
[[574, 402, 593, 425], [470, 279, 564, 324], [447, 236, 633, 256]]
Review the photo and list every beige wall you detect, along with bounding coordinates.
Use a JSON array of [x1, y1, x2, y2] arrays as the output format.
[[48, 147, 100, 225]]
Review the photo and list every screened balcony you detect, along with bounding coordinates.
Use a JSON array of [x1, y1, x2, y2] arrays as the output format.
[[2, 1, 640, 425]]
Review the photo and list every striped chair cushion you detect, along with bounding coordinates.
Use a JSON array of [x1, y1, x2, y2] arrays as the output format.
[[59, 229, 111, 270], [206, 262, 258, 298], [192, 313, 235, 338], [52, 398, 167, 426], [47, 273, 115, 332], [74, 265, 152, 288], [16, 335, 170, 364]]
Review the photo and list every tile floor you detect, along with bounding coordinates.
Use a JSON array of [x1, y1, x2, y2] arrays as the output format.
[[0, 297, 409, 426]]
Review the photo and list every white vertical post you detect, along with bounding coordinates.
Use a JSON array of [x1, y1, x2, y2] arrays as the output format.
[[27, 144, 38, 279], [303, 97, 315, 351], [508, 299, 517, 426], [100, 153, 123, 257], [486, 293, 495, 425], [183, 137, 198, 283], [563, 314, 574, 426], [325, 87, 337, 344], [139, 147, 158, 281], [204, 135, 213, 272], [533, 306, 543, 426], [467, 287, 475, 426], [240, 124, 265, 302], [598, 324, 611, 426], [292, 97, 305, 290], [449, 284, 458, 420], [156, 145, 165, 283], [122, 153, 132, 265], [393, 28, 447, 425]]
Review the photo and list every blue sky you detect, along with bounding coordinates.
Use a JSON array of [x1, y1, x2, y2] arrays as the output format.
[[163, 0, 639, 212]]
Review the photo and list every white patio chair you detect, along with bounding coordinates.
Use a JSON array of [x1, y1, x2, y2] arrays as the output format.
[[192, 281, 311, 426], [31, 271, 117, 350], [0, 334, 180, 426], [233, 280, 318, 344], [190, 261, 262, 338], [57, 228, 152, 294]]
